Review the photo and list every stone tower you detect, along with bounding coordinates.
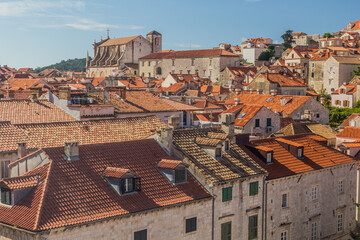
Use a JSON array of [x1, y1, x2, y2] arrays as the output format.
[[146, 31, 162, 53]]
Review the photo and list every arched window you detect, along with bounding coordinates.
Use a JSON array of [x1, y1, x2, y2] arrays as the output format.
[[155, 38, 159, 46], [156, 67, 162, 75]]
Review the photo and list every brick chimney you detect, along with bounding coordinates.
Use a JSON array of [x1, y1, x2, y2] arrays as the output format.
[[119, 86, 126, 99], [270, 89, 277, 96], [17, 142, 26, 158], [58, 86, 71, 101], [64, 141, 79, 161], [168, 115, 180, 129], [235, 88, 241, 95], [157, 115, 180, 155]]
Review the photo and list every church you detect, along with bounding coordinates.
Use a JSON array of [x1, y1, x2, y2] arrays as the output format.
[[86, 31, 162, 77]]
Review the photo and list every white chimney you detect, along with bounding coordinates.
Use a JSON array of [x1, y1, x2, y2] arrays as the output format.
[[64, 141, 79, 161], [234, 98, 240, 106]]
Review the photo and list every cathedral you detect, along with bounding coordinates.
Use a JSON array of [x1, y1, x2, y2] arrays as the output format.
[[86, 31, 162, 77]]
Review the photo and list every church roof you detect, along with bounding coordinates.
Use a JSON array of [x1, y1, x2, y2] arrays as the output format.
[[100, 35, 141, 47]]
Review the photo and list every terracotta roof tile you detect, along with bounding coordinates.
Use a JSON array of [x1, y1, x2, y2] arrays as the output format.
[[157, 159, 184, 169], [100, 35, 140, 47], [261, 73, 307, 87], [340, 113, 360, 127], [0, 140, 211, 231], [102, 167, 132, 178], [1, 175, 39, 190], [337, 127, 360, 138]]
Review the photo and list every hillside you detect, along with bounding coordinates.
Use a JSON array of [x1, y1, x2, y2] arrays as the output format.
[[34, 58, 89, 73]]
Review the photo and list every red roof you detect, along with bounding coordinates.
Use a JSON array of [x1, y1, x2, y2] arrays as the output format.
[[243, 134, 356, 179], [340, 113, 360, 127], [261, 73, 307, 87], [157, 159, 184, 169], [0, 140, 211, 231], [336, 127, 360, 139], [92, 77, 106, 87], [0, 100, 77, 124], [103, 167, 132, 178], [0, 175, 39, 190]]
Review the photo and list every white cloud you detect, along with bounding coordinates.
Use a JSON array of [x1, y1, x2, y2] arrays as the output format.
[[0, 0, 85, 17]]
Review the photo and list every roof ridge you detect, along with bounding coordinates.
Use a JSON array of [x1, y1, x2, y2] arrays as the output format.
[[33, 159, 53, 231]]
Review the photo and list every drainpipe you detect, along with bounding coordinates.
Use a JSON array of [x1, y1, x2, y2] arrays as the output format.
[[263, 178, 268, 240], [212, 197, 215, 240]]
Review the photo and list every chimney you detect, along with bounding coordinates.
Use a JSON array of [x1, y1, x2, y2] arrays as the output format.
[[235, 133, 250, 145], [235, 88, 241, 95], [234, 98, 240, 106], [168, 115, 180, 129], [30, 87, 42, 101], [64, 141, 80, 161], [257, 89, 263, 95], [249, 89, 254, 95], [7, 90, 15, 99], [17, 142, 26, 158], [58, 86, 71, 101], [119, 86, 126, 99], [221, 113, 235, 142], [270, 89, 277, 96]]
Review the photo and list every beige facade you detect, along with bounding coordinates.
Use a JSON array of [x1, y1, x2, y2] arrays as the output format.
[[265, 162, 357, 240], [323, 56, 360, 94], [139, 51, 240, 82], [308, 59, 326, 93], [87, 31, 162, 78]]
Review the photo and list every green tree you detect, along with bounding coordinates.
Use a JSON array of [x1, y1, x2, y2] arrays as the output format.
[[322, 32, 334, 38], [353, 66, 360, 76], [34, 57, 90, 73], [281, 30, 294, 50], [257, 45, 276, 61]]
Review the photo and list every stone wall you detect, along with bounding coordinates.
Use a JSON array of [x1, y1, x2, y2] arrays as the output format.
[[308, 59, 325, 93]]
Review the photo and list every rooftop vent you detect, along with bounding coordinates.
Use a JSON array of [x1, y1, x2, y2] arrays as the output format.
[[64, 141, 79, 161]]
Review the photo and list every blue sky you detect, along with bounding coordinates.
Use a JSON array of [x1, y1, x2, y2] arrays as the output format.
[[0, 0, 359, 69]]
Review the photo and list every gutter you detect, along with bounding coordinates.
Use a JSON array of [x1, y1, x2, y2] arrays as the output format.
[[0, 222, 36, 235]]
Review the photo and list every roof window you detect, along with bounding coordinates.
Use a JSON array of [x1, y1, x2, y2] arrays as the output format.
[[157, 159, 188, 184], [103, 167, 141, 195]]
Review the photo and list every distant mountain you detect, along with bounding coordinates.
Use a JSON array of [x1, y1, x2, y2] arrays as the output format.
[[34, 58, 90, 73]]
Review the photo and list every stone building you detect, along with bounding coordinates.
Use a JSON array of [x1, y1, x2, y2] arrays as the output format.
[[247, 72, 308, 96], [323, 56, 360, 94], [242, 134, 358, 239], [87, 31, 162, 78], [0, 139, 212, 240], [291, 32, 320, 48], [308, 49, 334, 92], [331, 83, 359, 108], [139, 49, 240, 82], [225, 93, 330, 124], [157, 115, 267, 240], [219, 66, 257, 88]]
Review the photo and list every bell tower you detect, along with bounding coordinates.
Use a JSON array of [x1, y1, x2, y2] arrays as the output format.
[[146, 30, 162, 53]]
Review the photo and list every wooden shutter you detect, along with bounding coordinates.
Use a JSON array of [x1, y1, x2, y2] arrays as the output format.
[[119, 179, 125, 194], [248, 215, 258, 240]]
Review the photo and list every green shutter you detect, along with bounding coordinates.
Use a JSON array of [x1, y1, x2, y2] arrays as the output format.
[[222, 187, 232, 202], [248, 215, 258, 240], [249, 182, 259, 196], [221, 222, 231, 240]]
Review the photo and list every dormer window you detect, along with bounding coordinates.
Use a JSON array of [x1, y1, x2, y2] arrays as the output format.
[[158, 159, 188, 184], [0, 187, 11, 205], [266, 152, 272, 164], [298, 148, 304, 158], [103, 167, 140, 195], [196, 137, 223, 159], [215, 147, 222, 158]]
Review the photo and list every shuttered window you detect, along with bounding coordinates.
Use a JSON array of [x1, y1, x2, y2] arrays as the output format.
[[0, 188, 11, 205], [222, 187, 232, 202], [249, 181, 259, 196], [134, 229, 147, 240], [186, 217, 197, 233], [248, 215, 258, 240], [221, 222, 231, 240]]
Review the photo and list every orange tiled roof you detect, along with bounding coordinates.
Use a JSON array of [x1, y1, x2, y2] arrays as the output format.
[[157, 159, 183, 169], [0, 175, 39, 190], [119, 80, 148, 89], [0, 78, 41, 90], [0, 140, 211, 231], [92, 77, 106, 87], [0, 100, 77, 124], [243, 134, 356, 179], [8, 116, 165, 151], [337, 127, 360, 138], [102, 167, 132, 178], [225, 93, 312, 115], [192, 99, 221, 109], [100, 35, 140, 47], [157, 83, 186, 93], [226, 66, 257, 77], [0, 122, 28, 152], [292, 32, 307, 37], [261, 73, 306, 87]]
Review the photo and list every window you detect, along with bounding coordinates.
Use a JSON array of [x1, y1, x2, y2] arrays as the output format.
[[186, 217, 197, 233], [187, 70, 191, 74], [248, 215, 258, 240], [249, 181, 259, 196], [175, 167, 186, 184], [209, 58, 212, 66], [225, 141, 230, 151], [312, 63, 315, 68], [298, 148, 303, 158], [255, 119, 260, 128], [311, 186, 318, 201], [311, 72, 314, 78], [337, 214, 343, 232], [142, 61, 144, 67], [222, 187, 232, 202], [191, 59, 195, 66], [148, 61, 150, 67], [343, 100, 349, 107], [311, 222, 317, 240], [134, 229, 147, 240], [221, 222, 231, 240], [335, 100, 340, 105], [266, 118, 271, 127], [338, 180, 344, 194], [1, 161, 10, 178], [0, 188, 11, 205], [281, 231, 288, 240], [266, 152, 272, 164], [282, 193, 288, 208], [316, 113, 320, 118], [172, 60, 175, 66], [125, 178, 133, 192], [340, 88, 345, 94]]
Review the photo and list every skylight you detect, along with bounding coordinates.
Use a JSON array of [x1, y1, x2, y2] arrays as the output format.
[[238, 113, 246, 119], [266, 98, 272, 102]]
